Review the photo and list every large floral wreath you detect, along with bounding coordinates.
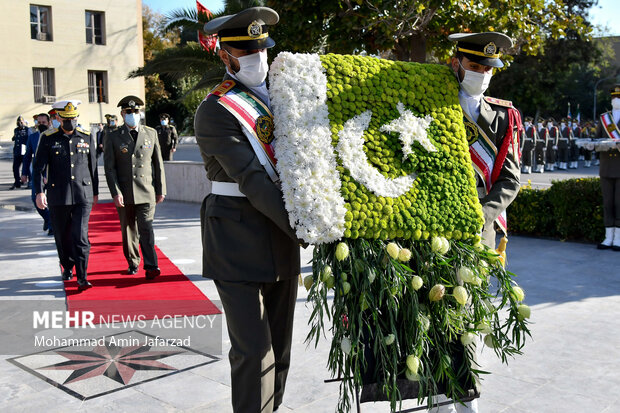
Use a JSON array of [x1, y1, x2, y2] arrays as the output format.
[[269, 52, 530, 412]]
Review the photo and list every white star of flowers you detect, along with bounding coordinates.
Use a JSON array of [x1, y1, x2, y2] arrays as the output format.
[[380, 102, 436, 159]]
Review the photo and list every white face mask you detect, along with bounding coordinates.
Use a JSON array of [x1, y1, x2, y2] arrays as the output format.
[[227, 49, 269, 87], [561, 122, 566, 128], [124, 113, 140, 128], [52, 119, 61, 128], [612, 97, 620, 110], [160, 119, 168, 126], [458, 61, 492, 97]]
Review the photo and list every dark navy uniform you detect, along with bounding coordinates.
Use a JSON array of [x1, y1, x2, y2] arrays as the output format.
[[11, 122, 29, 188], [33, 127, 98, 281]]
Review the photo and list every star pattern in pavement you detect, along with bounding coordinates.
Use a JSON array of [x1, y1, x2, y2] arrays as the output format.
[[38, 342, 184, 385]]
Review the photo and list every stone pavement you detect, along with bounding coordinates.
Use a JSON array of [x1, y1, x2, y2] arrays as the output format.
[[0, 157, 619, 412]]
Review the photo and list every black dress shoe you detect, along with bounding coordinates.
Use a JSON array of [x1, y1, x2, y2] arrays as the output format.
[[613, 245, 620, 252], [43, 221, 49, 231], [77, 279, 93, 290], [145, 268, 160, 280], [597, 243, 612, 250], [62, 268, 73, 281], [127, 265, 139, 275]]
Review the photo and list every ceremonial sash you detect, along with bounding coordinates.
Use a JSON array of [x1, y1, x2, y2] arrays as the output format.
[[600, 112, 620, 140], [464, 113, 508, 234], [217, 87, 279, 182]]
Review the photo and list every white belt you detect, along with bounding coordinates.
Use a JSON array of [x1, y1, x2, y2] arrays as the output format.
[[211, 181, 246, 197]]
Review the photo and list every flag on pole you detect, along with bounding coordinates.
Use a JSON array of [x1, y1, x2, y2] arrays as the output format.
[[576, 104, 581, 124], [197, 0, 217, 52], [567, 102, 571, 120]]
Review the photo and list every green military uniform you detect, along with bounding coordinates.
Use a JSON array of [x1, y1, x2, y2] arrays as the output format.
[[103, 96, 167, 277], [155, 113, 178, 161], [442, 31, 522, 413], [596, 85, 620, 250], [449, 32, 521, 250], [196, 7, 300, 413], [96, 114, 118, 158]]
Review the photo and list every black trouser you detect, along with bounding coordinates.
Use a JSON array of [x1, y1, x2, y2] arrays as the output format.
[[49, 203, 92, 279], [161, 145, 173, 161], [601, 177, 620, 227], [522, 140, 534, 166], [30, 190, 50, 230], [12, 154, 23, 186], [214, 278, 297, 413], [116, 203, 158, 269]]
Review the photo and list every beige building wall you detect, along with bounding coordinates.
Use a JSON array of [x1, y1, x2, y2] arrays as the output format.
[[0, 0, 144, 141]]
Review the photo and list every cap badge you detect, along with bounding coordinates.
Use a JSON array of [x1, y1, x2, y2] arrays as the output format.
[[483, 42, 497, 57], [247, 21, 263, 38], [64, 103, 76, 112], [128, 100, 136, 107]]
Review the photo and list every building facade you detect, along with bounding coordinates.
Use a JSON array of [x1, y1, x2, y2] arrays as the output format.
[[0, 0, 144, 140]]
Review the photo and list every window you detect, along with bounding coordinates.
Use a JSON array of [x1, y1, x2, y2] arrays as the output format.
[[32, 68, 55, 103], [88, 71, 108, 103], [85, 11, 105, 45], [30, 4, 52, 41]]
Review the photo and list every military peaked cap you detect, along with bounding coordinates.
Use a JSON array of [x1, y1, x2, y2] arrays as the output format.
[[53, 100, 82, 118], [449, 32, 513, 68], [204, 7, 278, 50], [117, 95, 144, 110], [612, 85, 620, 97]]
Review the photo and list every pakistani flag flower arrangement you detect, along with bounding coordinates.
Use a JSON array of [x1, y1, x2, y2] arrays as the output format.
[[269, 53, 531, 412]]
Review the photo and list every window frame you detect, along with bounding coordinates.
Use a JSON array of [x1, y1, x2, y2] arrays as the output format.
[[88, 70, 109, 103], [30, 4, 53, 41], [32, 68, 56, 103], [85, 10, 106, 45]]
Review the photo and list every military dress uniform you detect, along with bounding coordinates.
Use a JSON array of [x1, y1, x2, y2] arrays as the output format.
[[33, 101, 98, 286], [569, 122, 580, 168], [11, 117, 29, 189], [155, 114, 178, 161], [103, 96, 166, 277], [196, 7, 300, 413], [558, 118, 571, 170], [96, 114, 118, 159], [596, 85, 620, 250], [545, 119, 559, 171], [534, 122, 547, 172], [521, 117, 535, 173]]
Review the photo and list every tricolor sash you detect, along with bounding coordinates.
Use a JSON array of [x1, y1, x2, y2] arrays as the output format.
[[600, 112, 620, 140], [215, 85, 279, 182], [464, 113, 508, 234]]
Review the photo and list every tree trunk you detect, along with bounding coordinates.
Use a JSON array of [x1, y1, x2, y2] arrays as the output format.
[[393, 32, 427, 63]]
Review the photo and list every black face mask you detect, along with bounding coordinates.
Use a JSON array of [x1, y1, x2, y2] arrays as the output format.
[[37, 124, 48, 133], [62, 119, 76, 132]]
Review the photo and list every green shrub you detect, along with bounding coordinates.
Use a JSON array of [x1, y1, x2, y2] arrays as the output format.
[[507, 177, 604, 243]]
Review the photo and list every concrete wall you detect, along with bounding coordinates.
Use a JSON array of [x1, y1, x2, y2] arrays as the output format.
[[0, 0, 144, 141], [163, 161, 211, 203]]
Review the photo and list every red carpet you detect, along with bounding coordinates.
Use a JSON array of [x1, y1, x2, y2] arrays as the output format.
[[64, 202, 220, 324]]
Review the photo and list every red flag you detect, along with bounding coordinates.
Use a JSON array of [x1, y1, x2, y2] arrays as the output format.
[[197, 0, 217, 51]]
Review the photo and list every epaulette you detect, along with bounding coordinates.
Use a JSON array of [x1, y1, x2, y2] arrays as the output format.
[[484, 96, 513, 108], [42, 128, 58, 136], [210, 79, 236, 98], [76, 126, 90, 135]]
